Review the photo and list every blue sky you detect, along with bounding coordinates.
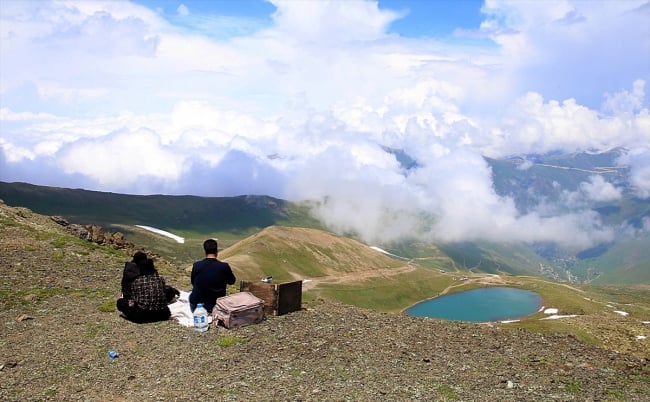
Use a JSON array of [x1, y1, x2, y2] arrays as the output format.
[[379, 0, 485, 37], [132, 0, 486, 38], [1, 0, 649, 246]]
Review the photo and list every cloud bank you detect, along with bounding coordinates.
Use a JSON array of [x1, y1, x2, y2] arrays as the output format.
[[1, 0, 649, 249]]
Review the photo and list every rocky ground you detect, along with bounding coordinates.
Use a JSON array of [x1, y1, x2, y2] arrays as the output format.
[[0, 201, 649, 401]]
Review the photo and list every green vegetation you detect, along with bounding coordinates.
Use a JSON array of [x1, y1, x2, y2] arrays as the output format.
[[0, 287, 114, 311], [216, 335, 248, 347], [316, 267, 454, 312], [97, 299, 116, 312], [436, 384, 459, 400], [574, 239, 650, 285], [0, 182, 322, 234], [437, 241, 545, 276], [52, 250, 64, 261], [606, 388, 626, 400], [50, 236, 68, 248]]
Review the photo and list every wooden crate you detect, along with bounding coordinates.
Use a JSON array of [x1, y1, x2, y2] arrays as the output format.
[[239, 280, 302, 316]]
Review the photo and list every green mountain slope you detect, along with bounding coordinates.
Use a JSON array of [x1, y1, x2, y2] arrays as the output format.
[[437, 241, 551, 276], [2, 179, 648, 285], [485, 149, 650, 283], [0, 181, 322, 235], [573, 239, 650, 284]]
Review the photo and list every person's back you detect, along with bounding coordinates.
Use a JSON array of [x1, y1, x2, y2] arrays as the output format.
[[131, 270, 168, 312], [120, 251, 146, 298], [116, 253, 172, 323], [190, 239, 236, 312]]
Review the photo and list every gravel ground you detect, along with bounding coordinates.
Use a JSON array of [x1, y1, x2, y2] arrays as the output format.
[[1, 202, 649, 401]]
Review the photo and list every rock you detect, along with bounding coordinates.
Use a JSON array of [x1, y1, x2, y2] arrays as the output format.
[[50, 216, 69, 226], [23, 294, 38, 303]]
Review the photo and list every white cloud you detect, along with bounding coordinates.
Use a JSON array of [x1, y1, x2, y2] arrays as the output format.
[[1, 0, 649, 249], [58, 128, 184, 188], [177, 4, 190, 17], [481, 0, 650, 107], [579, 175, 622, 202], [603, 79, 647, 115], [559, 175, 622, 210], [269, 0, 401, 43], [618, 147, 650, 199]]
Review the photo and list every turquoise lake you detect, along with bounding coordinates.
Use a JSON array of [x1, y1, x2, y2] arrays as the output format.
[[406, 287, 542, 323]]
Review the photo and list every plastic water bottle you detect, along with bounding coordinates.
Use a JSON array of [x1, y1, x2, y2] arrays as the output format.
[[193, 303, 209, 332]]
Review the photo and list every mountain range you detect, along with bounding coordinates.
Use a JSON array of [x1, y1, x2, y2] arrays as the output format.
[[0, 149, 648, 285]]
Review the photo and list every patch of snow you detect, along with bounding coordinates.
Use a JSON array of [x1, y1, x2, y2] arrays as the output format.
[[642, 321, 650, 325], [614, 310, 629, 316], [369, 246, 408, 260], [303, 279, 312, 284], [636, 335, 646, 340], [543, 308, 559, 315], [135, 225, 185, 244], [500, 320, 520, 324], [540, 315, 578, 320]]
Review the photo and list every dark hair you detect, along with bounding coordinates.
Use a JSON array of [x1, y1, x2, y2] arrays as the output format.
[[203, 239, 218, 255], [132, 251, 148, 264], [140, 258, 156, 275]]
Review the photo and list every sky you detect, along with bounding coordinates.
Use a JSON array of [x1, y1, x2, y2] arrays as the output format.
[[1, 0, 649, 248]]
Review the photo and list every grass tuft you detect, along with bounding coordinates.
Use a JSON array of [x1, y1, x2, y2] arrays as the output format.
[[436, 384, 458, 400], [97, 299, 116, 312], [216, 335, 248, 348]]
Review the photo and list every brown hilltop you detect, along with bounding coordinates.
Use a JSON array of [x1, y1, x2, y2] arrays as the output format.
[[221, 225, 406, 281]]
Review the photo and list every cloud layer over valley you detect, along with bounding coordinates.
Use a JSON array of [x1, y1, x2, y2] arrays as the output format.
[[1, 0, 649, 248]]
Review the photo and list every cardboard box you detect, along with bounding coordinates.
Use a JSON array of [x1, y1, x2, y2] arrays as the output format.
[[239, 280, 302, 316]]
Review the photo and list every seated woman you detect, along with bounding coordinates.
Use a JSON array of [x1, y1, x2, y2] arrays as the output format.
[[117, 252, 177, 323]]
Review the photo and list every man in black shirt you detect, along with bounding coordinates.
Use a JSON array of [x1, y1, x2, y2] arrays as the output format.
[[189, 239, 236, 312]]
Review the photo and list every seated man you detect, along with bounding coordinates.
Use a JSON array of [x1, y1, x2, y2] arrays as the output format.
[[189, 239, 236, 313]]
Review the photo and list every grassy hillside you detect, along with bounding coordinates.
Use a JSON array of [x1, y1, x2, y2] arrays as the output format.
[[0, 181, 325, 265], [575, 239, 650, 285], [220, 226, 406, 280], [219, 225, 460, 311], [0, 181, 323, 235], [437, 241, 549, 276], [1, 198, 649, 362], [2, 181, 649, 286], [486, 150, 650, 283]]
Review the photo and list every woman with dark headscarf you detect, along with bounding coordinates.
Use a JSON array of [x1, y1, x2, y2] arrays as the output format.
[[116, 252, 176, 323]]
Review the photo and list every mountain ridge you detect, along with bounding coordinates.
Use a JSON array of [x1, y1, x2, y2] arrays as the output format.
[[1, 145, 649, 286]]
